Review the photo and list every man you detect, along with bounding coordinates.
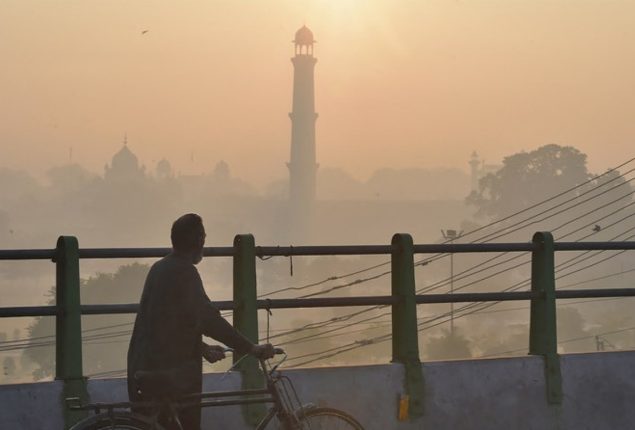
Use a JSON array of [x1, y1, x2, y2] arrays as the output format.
[[127, 213, 274, 429]]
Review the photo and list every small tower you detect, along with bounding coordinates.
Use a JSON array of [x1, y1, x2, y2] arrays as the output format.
[[287, 25, 319, 242], [469, 151, 480, 192]]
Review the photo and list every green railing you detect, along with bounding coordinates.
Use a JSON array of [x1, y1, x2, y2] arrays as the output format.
[[2, 232, 635, 427]]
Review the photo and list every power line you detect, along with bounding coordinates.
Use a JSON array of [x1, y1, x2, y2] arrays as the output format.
[[417, 200, 635, 296], [474, 176, 635, 243], [558, 267, 635, 289], [9, 160, 635, 362], [481, 326, 635, 358], [283, 228, 635, 366], [257, 159, 635, 300], [0, 321, 135, 347], [276, 296, 627, 348], [269, 210, 635, 346], [258, 260, 392, 298]]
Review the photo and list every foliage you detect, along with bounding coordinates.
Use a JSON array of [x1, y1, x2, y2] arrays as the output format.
[[24, 263, 149, 380], [3, 357, 16, 376], [556, 307, 592, 353], [422, 329, 472, 361], [467, 144, 589, 219]]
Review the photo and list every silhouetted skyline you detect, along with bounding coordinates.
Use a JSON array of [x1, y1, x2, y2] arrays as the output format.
[[1, 2, 633, 184]]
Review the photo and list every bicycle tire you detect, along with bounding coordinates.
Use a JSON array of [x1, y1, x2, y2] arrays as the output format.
[[298, 407, 364, 430], [68, 411, 165, 430]]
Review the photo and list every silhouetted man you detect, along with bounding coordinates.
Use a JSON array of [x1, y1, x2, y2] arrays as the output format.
[[127, 213, 274, 429]]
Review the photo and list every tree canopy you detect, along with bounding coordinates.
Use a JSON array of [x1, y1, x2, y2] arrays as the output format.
[[467, 144, 589, 219], [24, 263, 149, 380]]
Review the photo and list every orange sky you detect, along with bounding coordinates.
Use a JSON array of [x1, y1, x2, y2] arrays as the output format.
[[1, 1, 634, 184]]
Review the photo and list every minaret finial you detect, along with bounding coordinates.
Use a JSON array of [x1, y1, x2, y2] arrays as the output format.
[[124, 132, 128, 146]]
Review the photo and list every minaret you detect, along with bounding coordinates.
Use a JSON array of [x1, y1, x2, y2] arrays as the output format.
[[287, 25, 318, 241], [469, 151, 480, 192]]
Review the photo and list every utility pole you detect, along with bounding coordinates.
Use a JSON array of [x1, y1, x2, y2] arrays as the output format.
[[595, 335, 614, 352], [441, 229, 462, 335]]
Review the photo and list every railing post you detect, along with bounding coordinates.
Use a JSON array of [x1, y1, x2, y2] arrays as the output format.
[[232, 234, 265, 425], [391, 233, 424, 418], [54, 236, 88, 429], [529, 231, 562, 404]]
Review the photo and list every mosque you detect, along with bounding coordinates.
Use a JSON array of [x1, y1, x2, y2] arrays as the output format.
[[104, 135, 145, 182], [100, 26, 470, 245]]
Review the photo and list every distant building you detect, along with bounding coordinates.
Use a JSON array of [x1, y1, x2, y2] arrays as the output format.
[[155, 159, 173, 180], [287, 25, 319, 242], [212, 160, 230, 182], [104, 136, 145, 182], [469, 151, 500, 192]]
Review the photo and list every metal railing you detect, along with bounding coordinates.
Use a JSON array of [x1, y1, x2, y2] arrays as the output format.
[[2, 232, 635, 422]]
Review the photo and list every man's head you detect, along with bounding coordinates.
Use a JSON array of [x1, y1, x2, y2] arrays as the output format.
[[171, 213, 206, 264]]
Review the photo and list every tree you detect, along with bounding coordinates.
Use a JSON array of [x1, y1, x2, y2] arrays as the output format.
[[581, 169, 634, 216], [47, 163, 96, 194], [422, 329, 472, 361], [24, 263, 149, 380], [467, 144, 589, 219], [556, 307, 592, 353], [3, 357, 16, 376]]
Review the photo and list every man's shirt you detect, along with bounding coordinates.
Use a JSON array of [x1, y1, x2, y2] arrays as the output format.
[[127, 252, 252, 396]]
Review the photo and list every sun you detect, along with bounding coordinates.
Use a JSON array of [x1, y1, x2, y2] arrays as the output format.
[[303, 0, 385, 36]]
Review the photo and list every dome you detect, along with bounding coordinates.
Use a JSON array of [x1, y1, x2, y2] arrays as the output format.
[[294, 25, 314, 45], [111, 145, 139, 171]]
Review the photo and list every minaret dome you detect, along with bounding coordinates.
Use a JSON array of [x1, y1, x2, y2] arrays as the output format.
[[294, 25, 315, 55]]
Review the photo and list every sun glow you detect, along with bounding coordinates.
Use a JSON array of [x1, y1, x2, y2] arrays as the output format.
[[304, 0, 385, 33]]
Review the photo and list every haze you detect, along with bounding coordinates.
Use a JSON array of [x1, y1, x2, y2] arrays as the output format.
[[1, 0, 634, 183], [3, 1, 635, 383]]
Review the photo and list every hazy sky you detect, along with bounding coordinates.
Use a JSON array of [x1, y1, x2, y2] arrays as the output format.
[[1, 1, 634, 184]]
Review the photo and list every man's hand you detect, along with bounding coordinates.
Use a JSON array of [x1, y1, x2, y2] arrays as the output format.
[[250, 343, 275, 360], [202, 344, 227, 364]]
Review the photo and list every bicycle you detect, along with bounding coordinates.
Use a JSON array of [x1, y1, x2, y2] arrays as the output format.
[[66, 348, 364, 430]]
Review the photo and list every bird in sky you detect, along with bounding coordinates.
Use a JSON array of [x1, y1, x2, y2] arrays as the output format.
[[141, 30, 149, 35]]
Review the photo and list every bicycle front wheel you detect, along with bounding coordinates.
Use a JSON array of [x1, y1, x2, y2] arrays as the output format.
[[298, 407, 364, 430], [69, 412, 165, 430]]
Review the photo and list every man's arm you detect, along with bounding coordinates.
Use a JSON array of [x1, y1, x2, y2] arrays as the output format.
[[188, 269, 273, 358], [198, 301, 254, 354]]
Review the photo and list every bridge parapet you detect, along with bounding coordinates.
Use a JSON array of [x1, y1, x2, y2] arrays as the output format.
[[2, 233, 635, 428], [1, 352, 634, 429]]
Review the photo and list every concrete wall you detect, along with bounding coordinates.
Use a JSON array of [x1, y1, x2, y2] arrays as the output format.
[[2, 351, 634, 429]]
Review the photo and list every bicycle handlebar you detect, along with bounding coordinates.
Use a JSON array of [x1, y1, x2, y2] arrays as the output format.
[[222, 346, 285, 356]]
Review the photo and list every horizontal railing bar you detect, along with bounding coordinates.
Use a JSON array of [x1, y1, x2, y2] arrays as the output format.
[[79, 247, 235, 259], [2, 242, 634, 261], [256, 245, 393, 256], [416, 291, 540, 303], [413, 243, 536, 253], [79, 248, 171, 259], [555, 288, 635, 299], [256, 296, 400, 308], [79, 297, 400, 315], [72, 242, 635, 260], [554, 242, 635, 251], [4, 288, 635, 318], [0, 306, 58, 318], [0, 250, 56, 260], [81, 304, 140, 314]]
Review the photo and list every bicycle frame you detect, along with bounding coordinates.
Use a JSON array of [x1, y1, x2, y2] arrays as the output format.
[[68, 356, 307, 430]]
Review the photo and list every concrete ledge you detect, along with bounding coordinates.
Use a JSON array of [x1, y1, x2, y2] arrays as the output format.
[[0, 379, 64, 429], [2, 351, 634, 429]]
